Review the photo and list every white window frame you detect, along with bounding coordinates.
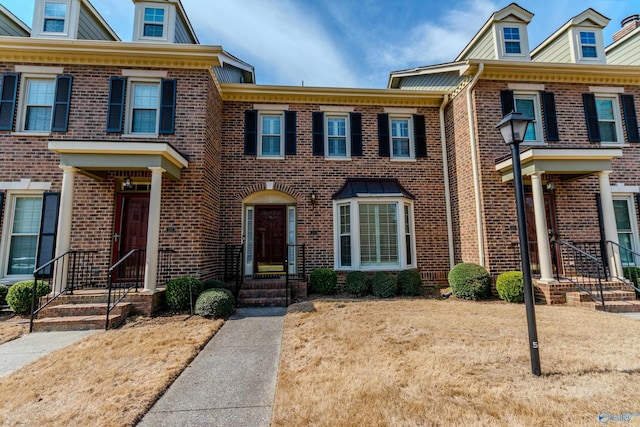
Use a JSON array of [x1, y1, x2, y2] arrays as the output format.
[[325, 113, 350, 160], [15, 73, 57, 135], [389, 115, 414, 161], [333, 197, 416, 271], [133, 3, 175, 43], [258, 111, 285, 159], [42, 1, 68, 34], [494, 23, 530, 61], [513, 91, 544, 145], [593, 94, 625, 145], [124, 78, 161, 137], [612, 194, 640, 265], [1, 191, 44, 279], [570, 27, 605, 64]]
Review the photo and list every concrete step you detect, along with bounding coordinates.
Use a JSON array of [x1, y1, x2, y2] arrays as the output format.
[[39, 302, 132, 318], [31, 313, 126, 332]]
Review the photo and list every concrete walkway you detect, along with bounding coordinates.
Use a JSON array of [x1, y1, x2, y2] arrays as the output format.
[[137, 307, 286, 427], [0, 329, 97, 377]]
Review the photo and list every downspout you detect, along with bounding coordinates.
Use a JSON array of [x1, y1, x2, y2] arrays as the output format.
[[439, 94, 455, 269], [466, 63, 486, 266]]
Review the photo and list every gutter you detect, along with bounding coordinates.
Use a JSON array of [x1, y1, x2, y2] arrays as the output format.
[[466, 63, 486, 266], [439, 94, 455, 268]]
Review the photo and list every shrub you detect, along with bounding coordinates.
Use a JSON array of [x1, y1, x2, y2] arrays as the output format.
[[166, 277, 201, 311], [496, 271, 525, 303], [310, 268, 337, 295], [447, 263, 491, 300], [6, 280, 51, 315], [345, 271, 369, 297], [371, 272, 397, 298], [201, 279, 228, 292], [397, 270, 423, 296], [0, 286, 8, 306], [623, 266, 640, 297], [195, 288, 235, 318]]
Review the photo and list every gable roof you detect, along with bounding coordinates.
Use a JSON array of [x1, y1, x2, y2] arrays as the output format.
[[81, 0, 120, 41], [606, 23, 640, 65], [0, 4, 30, 37]]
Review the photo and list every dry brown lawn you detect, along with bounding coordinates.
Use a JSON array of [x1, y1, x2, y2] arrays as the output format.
[[0, 315, 222, 427], [0, 317, 28, 345], [273, 299, 640, 426]]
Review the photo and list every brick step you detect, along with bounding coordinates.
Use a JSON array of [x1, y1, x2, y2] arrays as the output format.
[[592, 301, 640, 313], [238, 288, 287, 299], [237, 297, 287, 308], [39, 302, 132, 318], [31, 313, 126, 332], [40, 293, 109, 307], [566, 290, 636, 304], [240, 281, 287, 290]]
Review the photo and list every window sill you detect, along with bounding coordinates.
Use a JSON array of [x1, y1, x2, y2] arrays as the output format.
[[257, 156, 285, 160], [11, 131, 51, 137], [325, 157, 352, 161], [390, 158, 417, 162], [522, 141, 548, 147], [122, 133, 159, 139], [600, 142, 630, 148]]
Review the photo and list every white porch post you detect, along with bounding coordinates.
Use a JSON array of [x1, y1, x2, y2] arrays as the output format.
[[530, 172, 555, 283], [53, 166, 77, 293], [144, 167, 164, 292], [598, 171, 623, 278]]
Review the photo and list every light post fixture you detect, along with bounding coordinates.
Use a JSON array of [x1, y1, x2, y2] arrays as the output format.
[[496, 111, 542, 377]]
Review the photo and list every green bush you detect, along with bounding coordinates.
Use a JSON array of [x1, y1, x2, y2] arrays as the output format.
[[0, 286, 8, 306], [6, 280, 51, 315], [448, 263, 491, 300], [371, 272, 397, 298], [166, 277, 201, 311], [397, 270, 423, 296], [496, 271, 524, 303], [201, 279, 228, 292], [195, 288, 235, 318], [310, 268, 337, 295], [623, 266, 640, 297], [345, 271, 369, 297]]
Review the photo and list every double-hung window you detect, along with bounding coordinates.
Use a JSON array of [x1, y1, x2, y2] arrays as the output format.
[[244, 108, 296, 157], [595, 97, 619, 143], [514, 93, 542, 143], [3, 195, 42, 276], [129, 81, 160, 134], [503, 27, 521, 54], [260, 113, 284, 157], [335, 197, 415, 271], [326, 114, 349, 158], [390, 117, 412, 159], [143, 7, 165, 38], [579, 31, 597, 59], [24, 78, 56, 132], [613, 197, 639, 265], [43, 1, 67, 33]]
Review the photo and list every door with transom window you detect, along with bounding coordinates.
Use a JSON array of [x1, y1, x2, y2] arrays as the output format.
[[253, 205, 287, 274]]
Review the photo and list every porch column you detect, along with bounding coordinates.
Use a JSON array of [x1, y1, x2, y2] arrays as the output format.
[[54, 166, 77, 293], [530, 172, 555, 283], [143, 167, 164, 292], [598, 171, 623, 279]]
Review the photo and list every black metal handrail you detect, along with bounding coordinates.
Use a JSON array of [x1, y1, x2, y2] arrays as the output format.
[[605, 241, 640, 295], [224, 243, 244, 303], [105, 249, 145, 330], [285, 243, 306, 306], [556, 240, 606, 309], [30, 249, 98, 332]]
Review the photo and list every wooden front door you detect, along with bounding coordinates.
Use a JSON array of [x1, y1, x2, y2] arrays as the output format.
[[113, 193, 150, 266], [254, 205, 287, 273], [524, 193, 559, 275]]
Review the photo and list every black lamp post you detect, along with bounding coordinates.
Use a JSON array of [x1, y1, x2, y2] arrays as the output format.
[[496, 111, 542, 377]]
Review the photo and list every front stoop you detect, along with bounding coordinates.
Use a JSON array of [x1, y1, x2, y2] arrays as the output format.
[[535, 279, 640, 312], [237, 279, 307, 307]]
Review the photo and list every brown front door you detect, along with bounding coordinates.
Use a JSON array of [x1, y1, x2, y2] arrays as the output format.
[[254, 205, 286, 273], [524, 193, 559, 275], [112, 193, 150, 270]]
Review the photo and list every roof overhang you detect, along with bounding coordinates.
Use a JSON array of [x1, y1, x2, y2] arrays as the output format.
[[0, 37, 222, 69], [220, 83, 446, 107], [0, 4, 31, 35], [387, 61, 469, 89], [48, 141, 189, 180], [495, 147, 622, 182], [333, 178, 415, 200]]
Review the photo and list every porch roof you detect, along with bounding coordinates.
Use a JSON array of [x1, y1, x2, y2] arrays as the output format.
[[48, 141, 189, 180], [495, 147, 623, 182], [332, 178, 415, 200]]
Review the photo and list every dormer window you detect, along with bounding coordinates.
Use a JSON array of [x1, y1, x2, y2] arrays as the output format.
[[503, 27, 521, 54], [143, 7, 165, 38], [43, 1, 67, 33], [579, 31, 597, 58]]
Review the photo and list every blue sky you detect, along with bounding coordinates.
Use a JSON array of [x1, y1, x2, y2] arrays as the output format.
[[2, 0, 637, 88]]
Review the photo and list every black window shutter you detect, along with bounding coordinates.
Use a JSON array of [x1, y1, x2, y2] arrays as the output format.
[[621, 94, 640, 143], [106, 77, 126, 133], [350, 112, 362, 157], [312, 112, 324, 156], [51, 75, 72, 132], [378, 113, 390, 157], [159, 79, 177, 134], [583, 93, 601, 142], [541, 91, 559, 142], [413, 114, 427, 158], [0, 73, 18, 131], [36, 192, 60, 277], [244, 110, 257, 155], [285, 110, 296, 155], [500, 90, 515, 116]]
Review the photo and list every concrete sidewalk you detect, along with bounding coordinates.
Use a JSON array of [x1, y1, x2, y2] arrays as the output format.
[[137, 307, 286, 427], [0, 328, 97, 377]]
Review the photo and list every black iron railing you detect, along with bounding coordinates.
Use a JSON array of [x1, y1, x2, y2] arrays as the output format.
[[285, 244, 306, 306], [555, 240, 606, 309], [30, 249, 98, 332], [606, 241, 640, 296], [224, 243, 244, 302]]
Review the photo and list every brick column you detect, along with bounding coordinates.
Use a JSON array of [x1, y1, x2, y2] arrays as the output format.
[[143, 167, 164, 292]]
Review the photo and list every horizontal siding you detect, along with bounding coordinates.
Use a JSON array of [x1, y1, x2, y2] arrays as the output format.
[[77, 5, 113, 40], [174, 15, 195, 44], [532, 32, 571, 63], [607, 34, 640, 65], [0, 13, 29, 37], [397, 72, 465, 91], [214, 65, 245, 84], [463, 31, 496, 60]]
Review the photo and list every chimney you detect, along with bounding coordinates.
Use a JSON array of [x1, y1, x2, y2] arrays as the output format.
[[613, 14, 640, 42]]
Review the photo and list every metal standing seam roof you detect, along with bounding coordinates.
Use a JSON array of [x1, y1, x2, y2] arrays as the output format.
[[332, 178, 415, 200]]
